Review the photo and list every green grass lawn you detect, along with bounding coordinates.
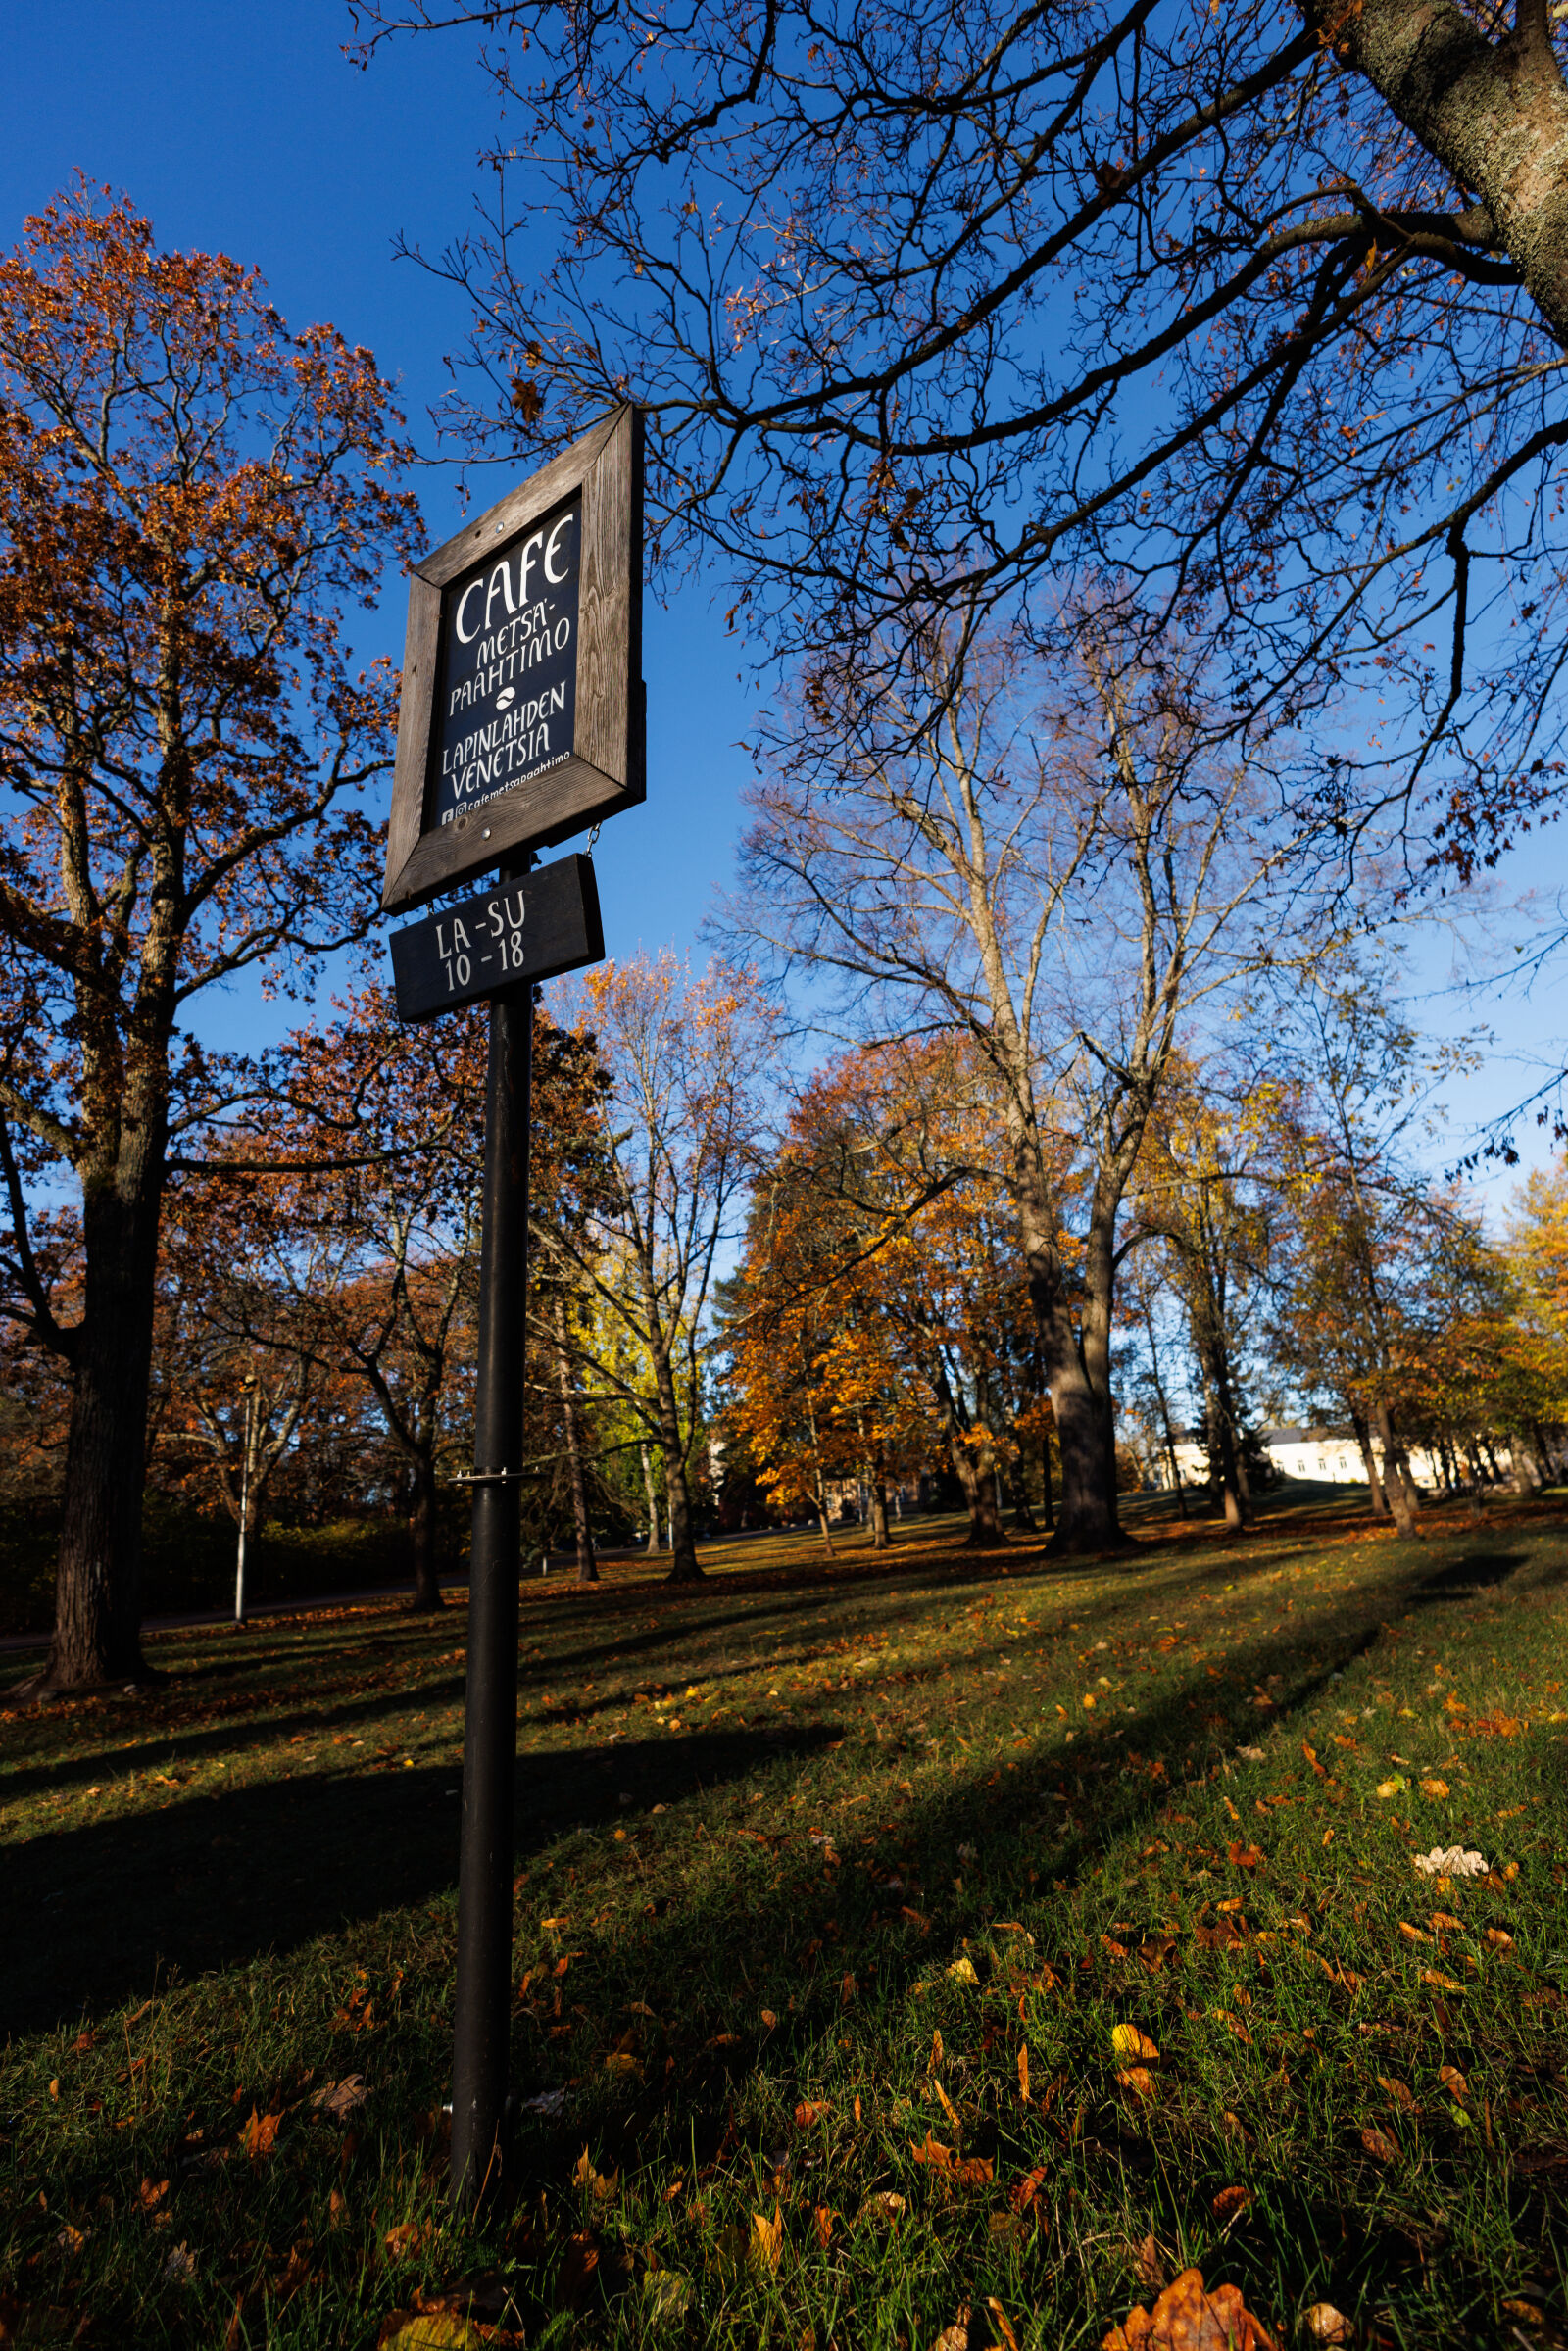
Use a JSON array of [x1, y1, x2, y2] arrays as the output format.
[[2, 1496, 1565, 2349]]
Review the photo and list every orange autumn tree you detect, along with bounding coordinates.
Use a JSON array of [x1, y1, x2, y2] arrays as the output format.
[[0, 185, 418, 1689], [728, 1039, 1060, 1546]]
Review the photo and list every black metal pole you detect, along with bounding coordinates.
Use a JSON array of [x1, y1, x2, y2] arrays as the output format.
[[450, 949, 532, 2210]]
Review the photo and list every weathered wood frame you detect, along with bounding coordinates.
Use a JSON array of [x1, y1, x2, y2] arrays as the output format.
[[382, 405, 643, 913]]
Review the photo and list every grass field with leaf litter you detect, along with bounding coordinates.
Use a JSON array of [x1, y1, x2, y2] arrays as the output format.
[[2, 1493, 1565, 2350]]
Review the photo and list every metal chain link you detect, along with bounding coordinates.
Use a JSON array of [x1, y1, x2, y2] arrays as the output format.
[[586, 819, 603, 856]]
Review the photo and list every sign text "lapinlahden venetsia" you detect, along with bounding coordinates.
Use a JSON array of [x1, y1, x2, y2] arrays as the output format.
[[427, 497, 580, 829]]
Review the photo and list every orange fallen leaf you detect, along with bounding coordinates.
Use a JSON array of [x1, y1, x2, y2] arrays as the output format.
[[933, 2077, 961, 2130], [1011, 2166, 1049, 2216], [1301, 2306, 1352, 2345], [1438, 2064, 1468, 2101], [1017, 2043, 1031, 2103], [1359, 2126, 1398, 2164], [1211, 2186, 1249, 2223], [383, 2221, 432, 2259], [794, 2100, 832, 2129], [1102, 2266, 1277, 2351], [137, 2178, 171, 2214], [986, 2299, 1020, 2351], [1226, 1842, 1264, 1872], [239, 2109, 282, 2161], [812, 2205, 836, 2249], [1117, 2066, 1158, 2102], [1421, 1968, 1464, 1992], [1377, 2075, 1416, 2114], [1420, 1779, 1449, 1798]]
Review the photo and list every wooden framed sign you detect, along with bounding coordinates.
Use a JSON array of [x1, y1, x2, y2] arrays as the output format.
[[382, 406, 643, 913], [389, 856, 604, 1023]]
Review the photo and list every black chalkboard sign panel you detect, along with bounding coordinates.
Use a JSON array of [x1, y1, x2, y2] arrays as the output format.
[[389, 855, 604, 1024], [426, 494, 581, 833]]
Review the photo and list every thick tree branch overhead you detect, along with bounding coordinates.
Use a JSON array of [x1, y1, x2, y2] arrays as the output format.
[[353, 0, 1568, 859]]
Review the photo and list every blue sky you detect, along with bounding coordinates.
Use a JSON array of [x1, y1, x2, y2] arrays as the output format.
[[3, 2, 1563, 1199], [0, 0, 758, 1047]]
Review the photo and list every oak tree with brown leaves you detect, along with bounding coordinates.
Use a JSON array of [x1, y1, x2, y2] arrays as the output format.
[[0, 186, 419, 1690]]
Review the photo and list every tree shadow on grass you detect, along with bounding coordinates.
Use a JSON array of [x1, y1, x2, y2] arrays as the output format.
[[0, 1726, 837, 2038]]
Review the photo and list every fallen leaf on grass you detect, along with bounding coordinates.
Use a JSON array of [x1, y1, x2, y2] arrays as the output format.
[[856, 2191, 906, 2227], [1420, 1779, 1449, 1798], [1018, 2043, 1031, 2102], [384, 2222, 433, 2260], [604, 2051, 644, 2080], [1421, 1967, 1464, 1992], [1374, 1780, 1405, 1799], [986, 2299, 1021, 2351], [1359, 2127, 1398, 2164], [1413, 1847, 1488, 1878], [1102, 2267, 1276, 2350], [519, 2087, 565, 2118], [1439, 2064, 1468, 2101], [163, 2241, 196, 2285], [1485, 1927, 1514, 1950], [378, 2313, 485, 2348], [572, 2148, 618, 2204], [136, 2178, 171, 2214], [1226, 1842, 1264, 1871], [933, 2323, 969, 2351], [1211, 2186, 1249, 2223], [642, 2270, 693, 2321], [311, 2075, 369, 2124], [1117, 2067, 1159, 2103], [812, 2206, 836, 2249], [1301, 2305, 1352, 2344], [1377, 2076, 1416, 2113], [933, 2076, 962, 2129], [1111, 2025, 1161, 2064], [751, 2203, 783, 2273], [795, 2100, 832, 2129], [1397, 1921, 1431, 1945], [555, 2233, 599, 2308], [1135, 2233, 1165, 2288], [947, 1955, 979, 1985], [239, 2108, 282, 2160], [910, 2131, 995, 2185]]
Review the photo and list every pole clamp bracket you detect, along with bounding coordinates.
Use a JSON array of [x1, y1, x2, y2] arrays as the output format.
[[453, 1468, 523, 1487]]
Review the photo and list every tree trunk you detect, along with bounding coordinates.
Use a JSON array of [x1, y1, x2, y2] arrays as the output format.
[[868, 1445, 891, 1549], [649, 1334, 702, 1581], [31, 1167, 163, 1690], [554, 1297, 598, 1584], [1351, 1408, 1388, 1513], [1005, 1449, 1036, 1531], [1141, 1305, 1187, 1518], [408, 1447, 444, 1611], [936, 1373, 1005, 1543], [1371, 1401, 1420, 1537], [640, 1443, 661, 1550]]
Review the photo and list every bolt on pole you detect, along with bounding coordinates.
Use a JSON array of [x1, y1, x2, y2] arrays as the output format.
[[450, 940, 532, 2210]]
